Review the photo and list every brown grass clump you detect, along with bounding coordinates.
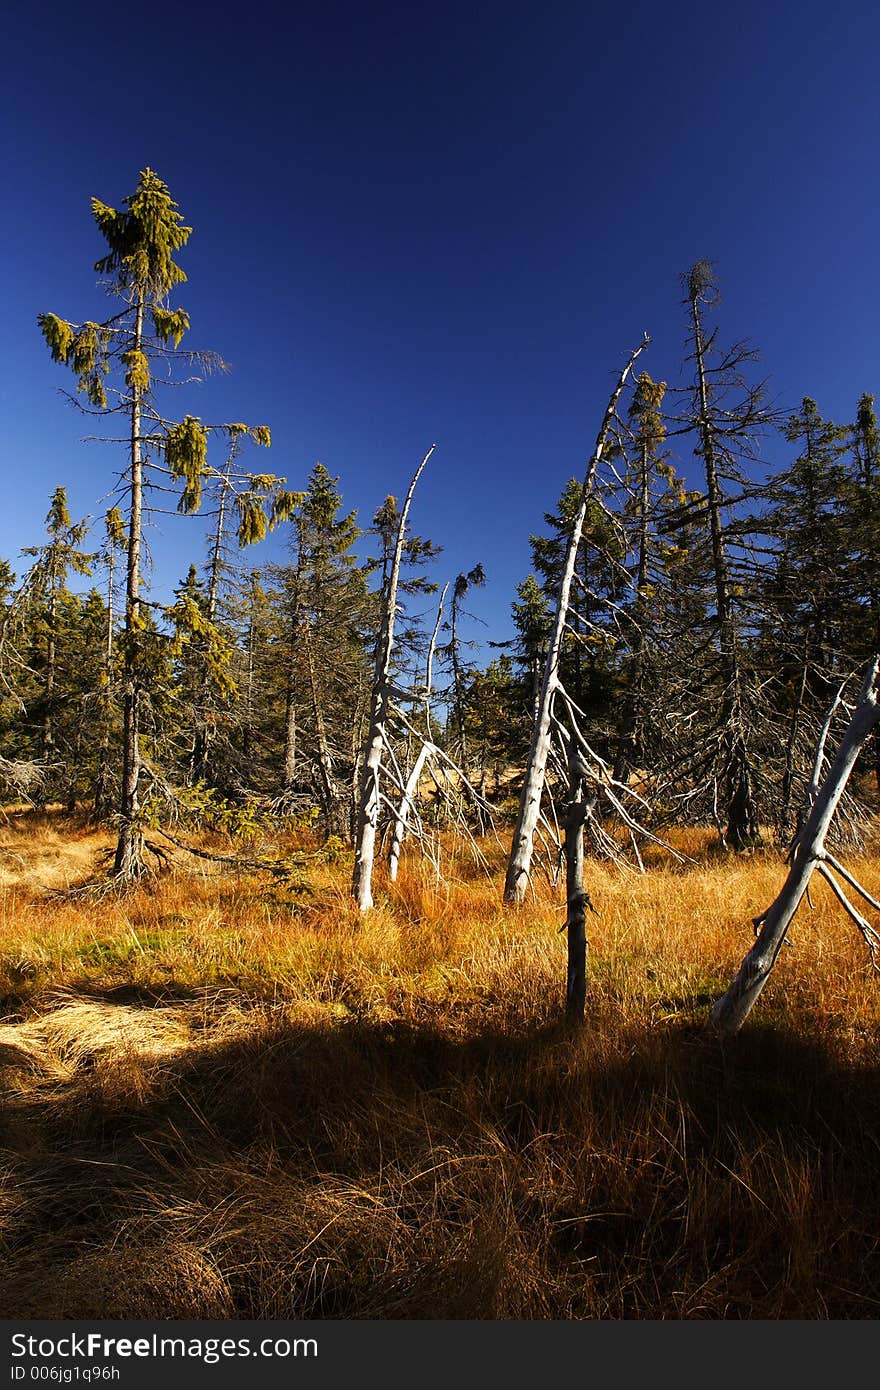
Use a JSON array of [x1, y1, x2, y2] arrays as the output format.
[[1, 812, 880, 1318]]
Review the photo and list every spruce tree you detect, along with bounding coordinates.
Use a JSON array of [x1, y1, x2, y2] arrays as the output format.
[[20, 488, 92, 794], [445, 563, 486, 763], [758, 398, 851, 829], [269, 463, 371, 836], [38, 170, 288, 879]]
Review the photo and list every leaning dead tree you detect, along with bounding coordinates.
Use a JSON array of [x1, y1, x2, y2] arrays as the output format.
[[386, 580, 448, 883], [352, 448, 435, 911], [351, 450, 494, 911], [504, 336, 651, 907], [711, 658, 880, 1034]]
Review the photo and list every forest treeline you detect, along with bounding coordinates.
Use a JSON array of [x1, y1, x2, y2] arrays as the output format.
[[4, 171, 880, 889]]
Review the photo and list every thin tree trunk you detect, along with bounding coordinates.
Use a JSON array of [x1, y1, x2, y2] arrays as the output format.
[[690, 293, 756, 850], [66, 702, 84, 813], [282, 682, 297, 791], [504, 340, 649, 906], [711, 658, 880, 1033], [450, 591, 467, 762], [780, 656, 809, 837], [280, 560, 304, 798], [304, 625, 345, 837], [114, 297, 145, 880], [242, 583, 257, 767], [352, 445, 435, 912], [564, 741, 590, 1022], [614, 439, 651, 783], [42, 559, 57, 765], [388, 742, 429, 882], [93, 546, 116, 821]]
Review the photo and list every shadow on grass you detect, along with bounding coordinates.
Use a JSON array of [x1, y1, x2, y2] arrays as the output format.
[[1, 1001, 879, 1319]]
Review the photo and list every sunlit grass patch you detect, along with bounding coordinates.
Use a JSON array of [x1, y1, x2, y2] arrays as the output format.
[[0, 811, 879, 1318]]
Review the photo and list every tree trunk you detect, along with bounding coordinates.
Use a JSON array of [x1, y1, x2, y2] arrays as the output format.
[[93, 546, 117, 822], [450, 593, 468, 762], [42, 558, 57, 766], [614, 440, 651, 783], [304, 626, 345, 838], [689, 293, 757, 850], [711, 658, 880, 1033], [504, 340, 649, 905], [282, 678, 297, 792], [564, 742, 590, 1022], [240, 585, 256, 768], [352, 446, 435, 911], [388, 742, 429, 882], [113, 297, 145, 880]]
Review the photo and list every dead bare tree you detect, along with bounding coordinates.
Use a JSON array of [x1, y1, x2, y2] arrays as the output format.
[[351, 450, 496, 910], [387, 581, 447, 883], [711, 658, 880, 1034], [504, 336, 650, 906], [352, 447, 436, 911]]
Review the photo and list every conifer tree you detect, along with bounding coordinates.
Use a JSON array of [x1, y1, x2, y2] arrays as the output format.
[[38, 170, 288, 879], [847, 394, 880, 658], [186, 425, 296, 788], [612, 373, 683, 784], [510, 574, 552, 723], [446, 563, 486, 763], [269, 463, 370, 836], [23, 489, 92, 759], [54, 588, 111, 812], [674, 260, 772, 849], [21, 488, 92, 796], [530, 481, 623, 729], [757, 397, 851, 830]]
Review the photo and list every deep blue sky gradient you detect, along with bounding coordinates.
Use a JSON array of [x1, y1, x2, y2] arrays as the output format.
[[2, 0, 878, 649]]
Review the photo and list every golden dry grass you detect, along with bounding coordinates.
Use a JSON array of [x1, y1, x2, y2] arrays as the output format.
[[1, 811, 880, 1318]]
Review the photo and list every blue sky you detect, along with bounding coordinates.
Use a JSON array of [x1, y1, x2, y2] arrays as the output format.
[[2, 0, 878, 652]]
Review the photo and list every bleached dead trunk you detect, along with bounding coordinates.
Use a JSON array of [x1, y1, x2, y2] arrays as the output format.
[[504, 338, 649, 905], [352, 446, 435, 911], [711, 658, 880, 1034], [388, 741, 429, 882], [387, 583, 447, 880]]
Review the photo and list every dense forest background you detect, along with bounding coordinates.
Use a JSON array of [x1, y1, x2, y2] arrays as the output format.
[[5, 173, 879, 887]]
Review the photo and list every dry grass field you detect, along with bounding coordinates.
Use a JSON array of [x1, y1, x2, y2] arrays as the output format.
[[1, 810, 880, 1319]]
